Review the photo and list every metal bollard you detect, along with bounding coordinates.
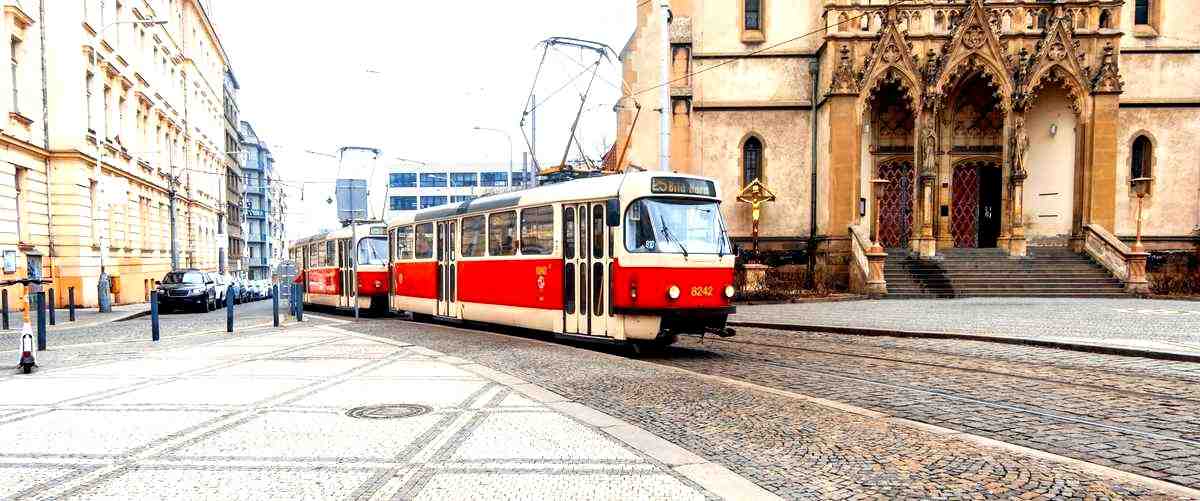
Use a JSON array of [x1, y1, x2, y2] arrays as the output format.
[[68, 287, 76, 322], [150, 291, 160, 342], [226, 286, 234, 333], [295, 284, 303, 323], [47, 289, 56, 326], [272, 285, 280, 327], [2, 289, 8, 331], [35, 292, 46, 351]]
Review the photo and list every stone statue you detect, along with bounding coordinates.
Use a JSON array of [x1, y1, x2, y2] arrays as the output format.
[[922, 117, 938, 176], [1011, 116, 1030, 177]]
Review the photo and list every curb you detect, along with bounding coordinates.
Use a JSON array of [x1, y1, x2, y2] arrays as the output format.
[[113, 309, 151, 322], [728, 321, 1200, 364]]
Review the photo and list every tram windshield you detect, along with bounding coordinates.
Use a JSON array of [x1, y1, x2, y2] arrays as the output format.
[[625, 198, 729, 256], [358, 237, 388, 266]]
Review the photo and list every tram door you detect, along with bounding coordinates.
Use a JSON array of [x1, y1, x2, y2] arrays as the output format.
[[435, 221, 457, 317], [562, 206, 580, 334], [338, 239, 352, 308], [563, 202, 610, 337]]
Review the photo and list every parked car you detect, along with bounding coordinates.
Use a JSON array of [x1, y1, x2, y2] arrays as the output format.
[[211, 274, 230, 307], [156, 269, 218, 312]]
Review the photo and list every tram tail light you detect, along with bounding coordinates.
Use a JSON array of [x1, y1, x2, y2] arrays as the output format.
[[630, 283, 638, 300], [667, 285, 681, 300]]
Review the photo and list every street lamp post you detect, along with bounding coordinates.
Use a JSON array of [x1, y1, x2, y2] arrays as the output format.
[[1131, 177, 1153, 252], [90, 18, 167, 312], [473, 126, 517, 188]]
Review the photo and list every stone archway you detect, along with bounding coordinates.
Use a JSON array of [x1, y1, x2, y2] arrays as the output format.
[[863, 77, 918, 250]]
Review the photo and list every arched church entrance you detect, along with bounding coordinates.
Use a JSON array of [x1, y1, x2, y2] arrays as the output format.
[[945, 71, 1005, 248], [867, 78, 917, 250], [952, 160, 1003, 248]]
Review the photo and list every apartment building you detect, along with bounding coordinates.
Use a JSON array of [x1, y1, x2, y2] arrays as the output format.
[[0, 0, 233, 308], [384, 163, 529, 219]]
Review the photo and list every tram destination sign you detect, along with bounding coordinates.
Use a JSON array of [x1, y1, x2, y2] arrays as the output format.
[[651, 177, 717, 197]]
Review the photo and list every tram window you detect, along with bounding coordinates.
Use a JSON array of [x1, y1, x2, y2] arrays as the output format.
[[563, 207, 575, 260], [592, 262, 604, 314], [592, 205, 604, 259], [325, 241, 335, 267], [488, 211, 517, 256], [520, 206, 554, 255], [461, 215, 485, 257], [564, 263, 575, 314], [414, 223, 434, 259], [395, 226, 415, 260]]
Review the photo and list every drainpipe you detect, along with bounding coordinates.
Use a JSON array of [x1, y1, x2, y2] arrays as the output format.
[[659, 0, 671, 172], [806, 58, 821, 288], [38, 0, 55, 286]]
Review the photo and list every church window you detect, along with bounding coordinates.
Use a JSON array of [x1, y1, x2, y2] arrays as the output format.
[[1134, 0, 1150, 25], [1098, 10, 1112, 29], [744, 0, 761, 31], [742, 136, 763, 186], [1130, 135, 1152, 181]]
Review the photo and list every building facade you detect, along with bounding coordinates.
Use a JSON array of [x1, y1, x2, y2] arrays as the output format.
[[384, 163, 527, 219], [617, 0, 1199, 287], [239, 120, 282, 280], [266, 166, 287, 277], [223, 68, 243, 277], [0, 0, 233, 308]]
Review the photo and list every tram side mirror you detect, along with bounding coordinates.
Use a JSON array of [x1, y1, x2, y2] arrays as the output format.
[[606, 199, 619, 227]]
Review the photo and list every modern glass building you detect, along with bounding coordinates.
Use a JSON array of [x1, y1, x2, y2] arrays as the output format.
[[384, 164, 531, 219]]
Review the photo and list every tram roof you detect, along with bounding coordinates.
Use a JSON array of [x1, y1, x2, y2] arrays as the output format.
[[385, 170, 717, 227], [291, 223, 387, 247]]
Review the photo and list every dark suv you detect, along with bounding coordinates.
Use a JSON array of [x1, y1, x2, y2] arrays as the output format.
[[156, 269, 218, 312]]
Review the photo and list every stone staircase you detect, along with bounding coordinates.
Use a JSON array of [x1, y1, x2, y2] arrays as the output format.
[[884, 247, 1130, 299]]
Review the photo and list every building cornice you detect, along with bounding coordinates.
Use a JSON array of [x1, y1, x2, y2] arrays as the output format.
[[1120, 46, 1200, 54], [694, 100, 813, 111], [1119, 98, 1200, 108]]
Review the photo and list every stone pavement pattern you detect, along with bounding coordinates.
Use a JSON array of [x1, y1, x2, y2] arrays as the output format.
[[0, 323, 718, 500], [663, 327, 1200, 490], [733, 298, 1200, 355], [345, 318, 1186, 499]]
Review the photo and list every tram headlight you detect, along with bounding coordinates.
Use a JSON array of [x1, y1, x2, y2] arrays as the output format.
[[724, 285, 735, 299], [667, 285, 681, 300], [374, 280, 382, 289]]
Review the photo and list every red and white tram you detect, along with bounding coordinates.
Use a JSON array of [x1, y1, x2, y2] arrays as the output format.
[[290, 224, 391, 312], [385, 171, 736, 347]]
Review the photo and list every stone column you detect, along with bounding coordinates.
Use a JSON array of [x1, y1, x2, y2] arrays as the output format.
[[918, 175, 936, 257], [828, 94, 861, 238], [1009, 173, 1027, 256], [1087, 93, 1120, 231]]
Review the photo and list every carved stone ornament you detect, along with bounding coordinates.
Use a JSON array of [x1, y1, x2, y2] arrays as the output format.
[[921, 116, 938, 177], [963, 26, 986, 49], [882, 44, 901, 64], [1092, 43, 1123, 93], [1010, 115, 1030, 178], [1047, 43, 1066, 61], [830, 44, 859, 94]]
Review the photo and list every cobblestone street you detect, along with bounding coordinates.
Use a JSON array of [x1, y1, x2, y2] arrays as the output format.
[[344, 317, 1198, 499], [732, 298, 1200, 356]]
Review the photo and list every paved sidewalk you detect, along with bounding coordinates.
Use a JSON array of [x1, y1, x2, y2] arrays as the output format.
[[731, 297, 1200, 358], [0, 322, 768, 500], [1, 302, 148, 334]]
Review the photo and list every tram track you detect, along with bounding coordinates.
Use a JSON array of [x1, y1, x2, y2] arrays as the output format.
[[697, 335, 1200, 405], [651, 339, 1200, 449]]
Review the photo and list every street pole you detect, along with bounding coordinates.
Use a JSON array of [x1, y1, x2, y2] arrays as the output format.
[[169, 182, 179, 270], [659, 0, 672, 172]]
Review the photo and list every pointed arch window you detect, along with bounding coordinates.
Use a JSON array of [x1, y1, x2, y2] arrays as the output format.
[[1098, 10, 1112, 29], [1130, 135, 1152, 181], [744, 0, 761, 31], [742, 136, 763, 186]]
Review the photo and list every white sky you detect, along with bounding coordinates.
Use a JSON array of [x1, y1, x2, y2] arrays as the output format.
[[209, 1, 635, 242]]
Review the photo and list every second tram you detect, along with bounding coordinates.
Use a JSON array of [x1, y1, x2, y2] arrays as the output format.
[[290, 224, 390, 312]]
